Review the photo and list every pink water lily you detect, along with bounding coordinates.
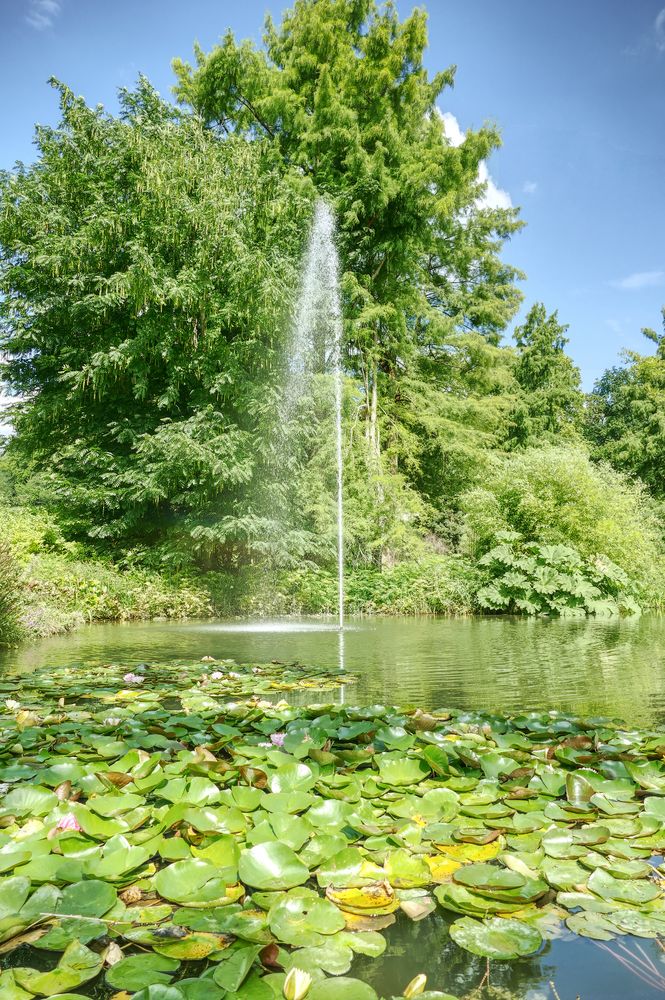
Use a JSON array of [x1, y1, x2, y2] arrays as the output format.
[[123, 673, 145, 685], [56, 813, 82, 832], [210, 671, 224, 680], [270, 732, 286, 747]]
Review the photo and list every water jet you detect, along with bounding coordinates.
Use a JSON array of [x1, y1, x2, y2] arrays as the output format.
[[287, 200, 345, 630]]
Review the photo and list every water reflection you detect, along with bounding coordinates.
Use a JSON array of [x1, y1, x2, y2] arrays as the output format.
[[354, 911, 665, 1000], [2, 614, 665, 725], [3, 615, 665, 997]]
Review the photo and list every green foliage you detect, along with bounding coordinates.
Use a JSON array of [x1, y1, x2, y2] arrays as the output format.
[[0, 540, 21, 645], [206, 556, 476, 617], [586, 311, 665, 497], [0, 504, 211, 638], [174, 0, 524, 563], [20, 554, 210, 636], [0, 78, 309, 563], [505, 303, 583, 448], [476, 533, 641, 617], [461, 446, 665, 605]]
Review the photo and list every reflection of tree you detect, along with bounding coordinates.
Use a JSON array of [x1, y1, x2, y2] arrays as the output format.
[[5, 613, 665, 726], [352, 911, 557, 999], [335, 615, 665, 728]]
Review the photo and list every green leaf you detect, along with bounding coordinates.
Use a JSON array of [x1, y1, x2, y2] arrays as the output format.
[[238, 843, 309, 890], [449, 916, 542, 959], [107, 954, 181, 990]]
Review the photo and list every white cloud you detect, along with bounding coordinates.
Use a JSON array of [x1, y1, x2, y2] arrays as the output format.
[[656, 8, 665, 51], [477, 161, 513, 210], [439, 110, 513, 210], [26, 0, 62, 30], [523, 180, 538, 194], [439, 111, 465, 148], [611, 270, 665, 290]]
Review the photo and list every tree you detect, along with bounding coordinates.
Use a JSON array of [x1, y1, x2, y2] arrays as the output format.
[[586, 310, 665, 498], [173, 0, 524, 551], [0, 79, 311, 565], [461, 444, 664, 606], [505, 303, 582, 448]]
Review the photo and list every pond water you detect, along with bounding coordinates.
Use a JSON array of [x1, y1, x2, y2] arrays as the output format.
[[3, 612, 665, 726], [3, 613, 665, 999]]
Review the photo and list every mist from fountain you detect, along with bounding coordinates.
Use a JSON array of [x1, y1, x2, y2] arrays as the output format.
[[284, 200, 345, 629]]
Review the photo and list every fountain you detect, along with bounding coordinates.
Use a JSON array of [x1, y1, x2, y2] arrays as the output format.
[[285, 200, 345, 630]]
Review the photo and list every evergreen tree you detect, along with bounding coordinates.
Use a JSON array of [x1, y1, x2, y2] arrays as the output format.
[[174, 0, 524, 550], [0, 79, 311, 564], [586, 310, 665, 497], [505, 303, 582, 448]]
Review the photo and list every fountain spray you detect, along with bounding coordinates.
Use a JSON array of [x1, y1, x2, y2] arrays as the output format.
[[288, 200, 345, 629]]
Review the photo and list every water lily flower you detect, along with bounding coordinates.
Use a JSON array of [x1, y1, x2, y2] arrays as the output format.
[[103, 717, 122, 727], [0, 782, 9, 795], [270, 732, 286, 747], [5, 699, 20, 711], [283, 967, 312, 1000], [56, 813, 82, 832], [123, 673, 145, 685], [404, 974, 427, 998], [210, 671, 224, 680]]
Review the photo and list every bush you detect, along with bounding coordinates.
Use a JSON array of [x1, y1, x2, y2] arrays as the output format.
[[461, 445, 665, 605], [476, 533, 641, 617], [0, 541, 21, 645], [21, 554, 211, 631], [0, 502, 212, 639], [204, 556, 477, 617]]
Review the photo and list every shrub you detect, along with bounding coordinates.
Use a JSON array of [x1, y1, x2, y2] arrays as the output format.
[[461, 445, 665, 605], [22, 554, 211, 628], [204, 556, 477, 617], [0, 540, 22, 645], [476, 533, 641, 617]]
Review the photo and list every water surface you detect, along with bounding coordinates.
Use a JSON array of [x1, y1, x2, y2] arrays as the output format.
[[3, 613, 665, 725], [3, 614, 665, 998]]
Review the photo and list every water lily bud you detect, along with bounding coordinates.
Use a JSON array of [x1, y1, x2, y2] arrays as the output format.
[[283, 967, 312, 1000], [404, 974, 427, 997]]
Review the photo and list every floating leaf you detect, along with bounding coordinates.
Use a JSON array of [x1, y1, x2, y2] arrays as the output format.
[[107, 954, 181, 991], [239, 843, 309, 891], [449, 916, 542, 959]]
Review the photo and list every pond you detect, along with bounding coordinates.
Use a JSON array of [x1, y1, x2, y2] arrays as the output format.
[[3, 612, 665, 726], [3, 614, 665, 1000]]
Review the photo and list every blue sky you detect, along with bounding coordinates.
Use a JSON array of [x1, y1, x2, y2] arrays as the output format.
[[1, 0, 665, 388]]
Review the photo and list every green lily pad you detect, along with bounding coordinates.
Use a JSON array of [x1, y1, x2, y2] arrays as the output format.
[[309, 977, 379, 998], [449, 916, 542, 959], [155, 859, 226, 902], [1, 785, 57, 817], [453, 864, 526, 891], [58, 879, 117, 918], [107, 953, 181, 990], [132, 987, 186, 1000], [269, 892, 345, 946], [565, 911, 616, 940], [14, 940, 104, 994], [212, 943, 262, 991], [376, 753, 430, 786], [587, 867, 660, 904], [238, 843, 309, 890]]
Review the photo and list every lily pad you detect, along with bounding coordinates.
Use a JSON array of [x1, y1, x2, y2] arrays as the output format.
[[449, 916, 542, 959], [238, 843, 309, 890], [269, 893, 346, 946], [107, 954, 181, 990]]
